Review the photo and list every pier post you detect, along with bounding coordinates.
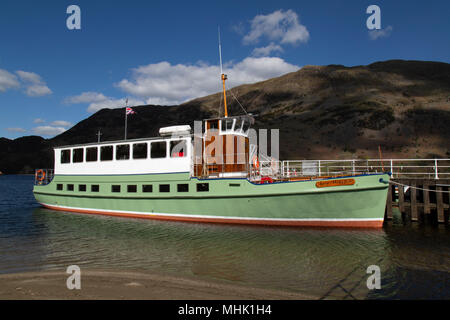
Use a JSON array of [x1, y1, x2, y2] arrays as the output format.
[[385, 184, 393, 220], [423, 181, 431, 215], [411, 181, 418, 221], [436, 185, 444, 223], [398, 181, 405, 214], [434, 159, 439, 180]]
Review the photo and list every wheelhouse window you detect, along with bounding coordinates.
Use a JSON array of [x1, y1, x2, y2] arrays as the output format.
[[73, 148, 84, 163], [91, 185, 100, 192], [100, 146, 113, 161], [127, 185, 137, 193], [116, 144, 130, 160], [79, 185, 87, 192], [170, 140, 187, 158], [242, 119, 250, 134], [86, 147, 98, 162], [67, 184, 74, 191], [151, 141, 167, 159], [133, 143, 148, 159], [111, 185, 121, 193], [208, 120, 219, 131], [177, 184, 189, 192], [221, 118, 234, 132], [57, 184, 63, 191], [61, 150, 71, 164]]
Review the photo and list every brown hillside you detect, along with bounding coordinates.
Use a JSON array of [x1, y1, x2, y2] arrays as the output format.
[[183, 60, 450, 159]]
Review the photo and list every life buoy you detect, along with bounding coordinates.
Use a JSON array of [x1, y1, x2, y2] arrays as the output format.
[[36, 169, 46, 182], [260, 176, 274, 184]]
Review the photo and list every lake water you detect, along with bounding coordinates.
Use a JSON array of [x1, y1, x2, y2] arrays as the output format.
[[0, 175, 449, 299]]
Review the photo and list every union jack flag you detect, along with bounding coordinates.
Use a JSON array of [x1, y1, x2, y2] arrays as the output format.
[[126, 107, 136, 115]]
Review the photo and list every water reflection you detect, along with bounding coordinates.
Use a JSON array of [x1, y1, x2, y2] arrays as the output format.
[[0, 200, 448, 299]]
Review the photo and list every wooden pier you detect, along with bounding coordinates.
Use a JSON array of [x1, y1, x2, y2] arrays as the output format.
[[385, 179, 450, 225]]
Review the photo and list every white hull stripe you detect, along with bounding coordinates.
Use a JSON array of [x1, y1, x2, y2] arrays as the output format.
[[39, 203, 384, 222]]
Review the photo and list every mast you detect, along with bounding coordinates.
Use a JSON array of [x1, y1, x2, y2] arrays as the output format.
[[218, 27, 228, 118]]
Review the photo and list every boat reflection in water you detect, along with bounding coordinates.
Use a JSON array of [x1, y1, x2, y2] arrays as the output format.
[[21, 207, 447, 299]]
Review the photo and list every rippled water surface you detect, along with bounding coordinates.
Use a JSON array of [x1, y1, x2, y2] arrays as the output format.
[[0, 175, 449, 299]]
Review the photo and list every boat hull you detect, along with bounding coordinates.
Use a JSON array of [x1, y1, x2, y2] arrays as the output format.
[[33, 173, 390, 228]]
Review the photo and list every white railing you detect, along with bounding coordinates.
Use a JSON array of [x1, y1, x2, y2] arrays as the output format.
[[193, 156, 450, 180], [280, 159, 450, 179]]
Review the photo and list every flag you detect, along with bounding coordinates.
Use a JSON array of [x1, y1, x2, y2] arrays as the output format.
[[126, 107, 136, 115]]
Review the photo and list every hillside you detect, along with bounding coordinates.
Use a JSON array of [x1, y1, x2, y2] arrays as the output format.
[[1, 59, 449, 174]]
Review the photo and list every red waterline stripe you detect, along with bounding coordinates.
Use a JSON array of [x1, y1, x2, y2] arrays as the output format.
[[40, 203, 384, 228]]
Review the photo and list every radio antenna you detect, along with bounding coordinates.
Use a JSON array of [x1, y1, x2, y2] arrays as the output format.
[[218, 26, 228, 117]]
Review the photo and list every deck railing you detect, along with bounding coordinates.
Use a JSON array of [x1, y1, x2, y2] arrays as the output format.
[[280, 159, 450, 180], [193, 156, 450, 180]]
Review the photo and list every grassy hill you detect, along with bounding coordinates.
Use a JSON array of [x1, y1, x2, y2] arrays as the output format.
[[1, 59, 449, 174]]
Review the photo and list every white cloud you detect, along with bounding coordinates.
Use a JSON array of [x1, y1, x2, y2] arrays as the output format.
[[115, 57, 299, 105], [86, 97, 145, 113], [243, 9, 309, 45], [0, 69, 20, 92], [64, 91, 109, 104], [16, 71, 52, 97], [252, 43, 284, 57], [368, 26, 393, 40], [50, 120, 72, 127], [6, 127, 26, 133], [33, 118, 46, 124], [65, 92, 145, 113], [32, 126, 66, 136]]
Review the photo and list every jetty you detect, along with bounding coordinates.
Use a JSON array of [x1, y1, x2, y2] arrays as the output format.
[[279, 158, 450, 225]]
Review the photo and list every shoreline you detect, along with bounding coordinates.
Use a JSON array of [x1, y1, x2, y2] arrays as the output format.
[[0, 269, 316, 300]]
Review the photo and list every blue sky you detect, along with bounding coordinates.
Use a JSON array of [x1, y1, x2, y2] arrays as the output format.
[[1, 0, 449, 139]]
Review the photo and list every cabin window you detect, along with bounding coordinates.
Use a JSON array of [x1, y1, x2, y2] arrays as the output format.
[[67, 184, 74, 191], [133, 143, 148, 159], [91, 185, 100, 192], [111, 185, 121, 193], [177, 184, 189, 192], [61, 150, 71, 164], [79, 185, 87, 192], [73, 148, 84, 163], [100, 146, 113, 161], [159, 184, 170, 193], [142, 185, 153, 193], [127, 185, 137, 193], [151, 141, 166, 158], [170, 140, 187, 158], [197, 183, 209, 192], [116, 144, 130, 160], [57, 184, 63, 191], [86, 147, 98, 162]]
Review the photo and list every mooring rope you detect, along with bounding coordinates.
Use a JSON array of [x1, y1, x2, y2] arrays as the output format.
[[389, 180, 450, 193]]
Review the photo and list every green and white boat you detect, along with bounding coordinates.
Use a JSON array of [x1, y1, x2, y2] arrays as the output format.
[[33, 71, 390, 228]]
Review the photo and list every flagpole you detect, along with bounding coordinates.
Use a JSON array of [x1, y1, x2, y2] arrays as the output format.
[[124, 98, 128, 140]]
